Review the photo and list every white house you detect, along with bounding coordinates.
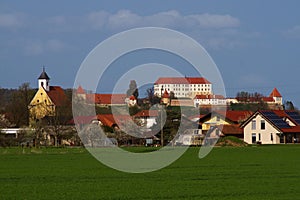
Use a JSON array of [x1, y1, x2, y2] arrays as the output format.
[[134, 110, 159, 130], [241, 110, 300, 144], [154, 77, 212, 98], [194, 94, 226, 107]]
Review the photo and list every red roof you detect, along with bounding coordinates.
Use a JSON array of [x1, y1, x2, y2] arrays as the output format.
[[261, 97, 275, 102], [129, 95, 136, 100], [134, 110, 159, 117], [194, 94, 225, 99], [217, 124, 243, 135], [71, 114, 131, 127], [155, 77, 211, 84], [224, 111, 253, 123], [86, 94, 126, 105], [47, 86, 68, 106], [76, 86, 85, 94], [162, 90, 170, 98], [97, 114, 131, 127], [269, 88, 282, 97]]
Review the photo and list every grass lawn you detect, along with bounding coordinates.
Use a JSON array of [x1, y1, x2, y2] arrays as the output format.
[[1, 145, 300, 199]]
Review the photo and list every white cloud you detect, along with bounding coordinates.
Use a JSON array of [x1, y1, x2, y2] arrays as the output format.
[[24, 41, 44, 56], [284, 25, 300, 38], [46, 39, 67, 52], [0, 13, 25, 29], [186, 13, 240, 29], [23, 39, 68, 56], [86, 10, 240, 31]]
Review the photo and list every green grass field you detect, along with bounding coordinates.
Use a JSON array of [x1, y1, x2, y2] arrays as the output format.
[[1, 146, 300, 199]]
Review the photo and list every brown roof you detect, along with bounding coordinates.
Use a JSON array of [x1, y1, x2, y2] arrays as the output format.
[[47, 86, 68, 106], [269, 88, 282, 97], [217, 124, 243, 135], [86, 94, 126, 105], [155, 77, 211, 84]]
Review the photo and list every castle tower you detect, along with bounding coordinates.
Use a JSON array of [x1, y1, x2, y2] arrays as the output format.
[[269, 88, 282, 105], [38, 67, 50, 91]]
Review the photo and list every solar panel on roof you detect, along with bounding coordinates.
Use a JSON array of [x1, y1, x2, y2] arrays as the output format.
[[285, 111, 300, 125], [261, 111, 291, 129]]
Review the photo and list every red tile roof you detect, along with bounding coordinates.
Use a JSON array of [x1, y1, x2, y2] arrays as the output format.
[[134, 110, 159, 117], [129, 95, 136, 100], [155, 77, 211, 84], [71, 114, 132, 128], [47, 86, 68, 106], [86, 94, 126, 105], [162, 90, 170, 98], [261, 97, 275, 102], [217, 124, 243, 135], [194, 94, 225, 99], [76, 86, 85, 94], [269, 88, 282, 97], [224, 111, 253, 123]]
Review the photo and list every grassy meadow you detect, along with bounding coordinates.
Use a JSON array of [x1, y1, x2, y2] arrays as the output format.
[[1, 146, 300, 199]]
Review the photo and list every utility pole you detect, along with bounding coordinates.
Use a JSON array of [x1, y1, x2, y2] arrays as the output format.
[[160, 86, 164, 146]]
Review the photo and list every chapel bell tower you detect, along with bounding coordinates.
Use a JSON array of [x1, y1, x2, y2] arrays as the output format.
[[38, 67, 50, 91]]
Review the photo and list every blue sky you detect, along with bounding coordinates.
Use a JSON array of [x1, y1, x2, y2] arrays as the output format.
[[1, 1, 300, 105]]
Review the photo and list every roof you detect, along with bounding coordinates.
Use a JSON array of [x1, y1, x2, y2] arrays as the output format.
[[200, 110, 253, 124], [194, 94, 225, 99], [269, 88, 282, 97], [154, 77, 211, 85], [86, 94, 126, 105], [134, 110, 159, 118], [71, 114, 132, 128], [47, 86, 68, 106], [129, 95, 136, 100], [76, 86, 85, 94], [217, 124, 243, 135], [162, 90, 170, 98], [38, 69, 50, 80], [225, 111, 253, 122]]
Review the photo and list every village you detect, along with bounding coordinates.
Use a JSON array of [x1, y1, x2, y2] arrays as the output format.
[[1, 68, 299, 147]]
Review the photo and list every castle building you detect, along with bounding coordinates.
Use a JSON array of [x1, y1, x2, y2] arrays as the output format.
[[154, 77, 212, 98]]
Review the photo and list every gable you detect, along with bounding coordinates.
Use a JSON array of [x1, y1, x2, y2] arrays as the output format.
[[29, 87, 54, 106]]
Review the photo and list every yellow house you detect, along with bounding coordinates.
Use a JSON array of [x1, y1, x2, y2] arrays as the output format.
[[28, 69, 67, 125], [200, 110, 252, 131]]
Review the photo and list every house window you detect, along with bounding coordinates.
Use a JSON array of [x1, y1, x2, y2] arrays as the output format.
[[261, 120, 265, 130], [258, 133, 261, 141], [252, 133, 256, 144], [270, 133, 273, 141], [252, 120, 256, 130]]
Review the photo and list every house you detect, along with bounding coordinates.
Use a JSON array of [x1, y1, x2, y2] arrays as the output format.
[[194, 94, 226, 107], [154, 77, 212, 98], [134, 110, 159, 130], [86, 93, 127, 106], [75, 86, 127, 107], [28, 69, 68, 125], [241, 110, 300, 144], [199, 110, 253, 131]]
